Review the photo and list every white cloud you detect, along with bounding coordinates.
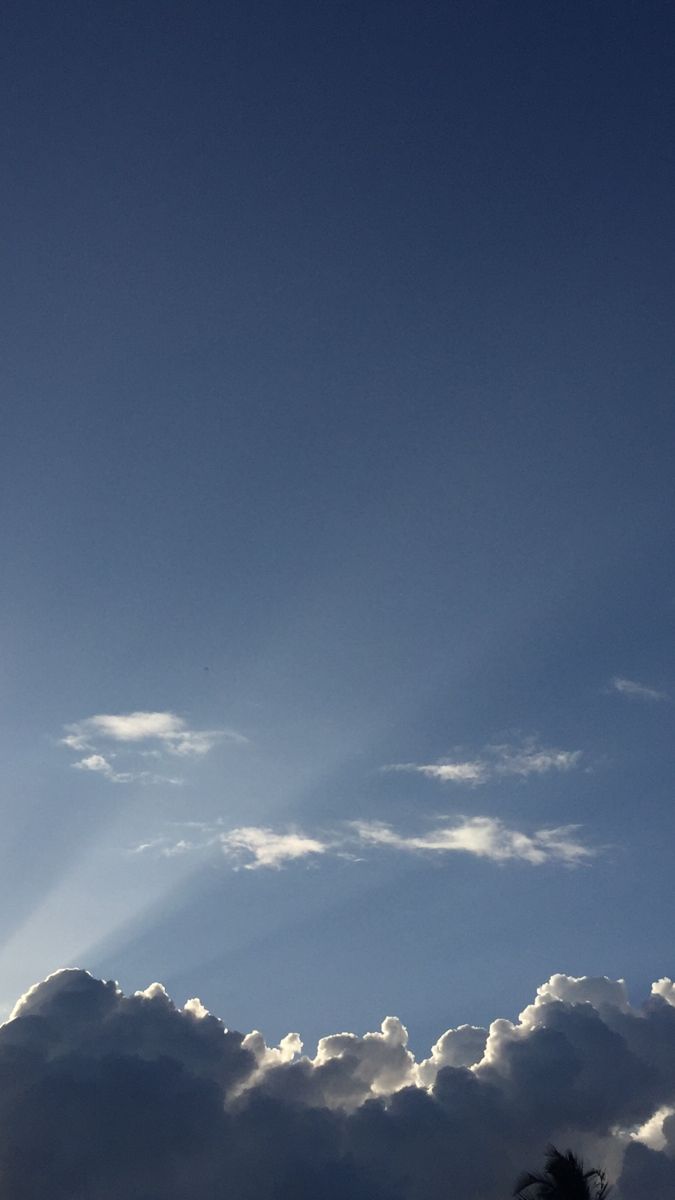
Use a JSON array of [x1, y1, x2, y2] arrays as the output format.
[[219, 826, 330, 870], [415, 1023, 488, 1086], [73, 753, 115, 775], [82, 712, 186, 743], [63, 710, 246, 755], [388, 738, 582, 786], [132, 836, 203, 858], [394, 760, 488, 784], [311, 1016, 415, 1102], [242, 1029, 304, 1075], [651, 977, 675, 1007], [352, 817, 593, 866], [490, 743, 582, 777], [73, 757, 183, 787], [609, 677, 669, 702], [518, 972, 632, 1022], [134, 815, 595, 870], [72, 754, 133, 783], [61, 710, 246, 783], [631, 1106, 675, 1150]]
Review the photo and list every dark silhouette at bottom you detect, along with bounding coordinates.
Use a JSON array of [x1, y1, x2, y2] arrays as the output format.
[[514, 1146, 610, 1200]]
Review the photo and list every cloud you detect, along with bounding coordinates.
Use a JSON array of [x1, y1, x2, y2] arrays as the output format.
[[352, 817, 593, 866], [395, 760, 488, 783], [609, 677, 670, 702], [72, 753, 128, 780], [2, 967, 675, 1198], [652, 978, 675, 1006], [72, 754, 183, 787], [63, 710, 246, 755], [491, 743, 582, 777], [61, 710, 247, 783], [218, 827, 331, 870], [134, 815, 596, 869], [388, 738, 582, 786]]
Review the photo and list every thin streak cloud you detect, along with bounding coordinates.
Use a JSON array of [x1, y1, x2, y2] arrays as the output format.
[[132, 816, 595, 870], [72, 754, 135, 784], [387, 738, 582, 786], [351, 817, 593, 866], [609, 677, 670, 702]]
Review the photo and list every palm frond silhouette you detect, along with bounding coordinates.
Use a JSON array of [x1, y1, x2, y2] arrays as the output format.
[[513, 1145, 610, 1200]]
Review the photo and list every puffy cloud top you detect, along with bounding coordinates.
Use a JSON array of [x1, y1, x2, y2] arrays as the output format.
[[1, 968, 675, 1198]]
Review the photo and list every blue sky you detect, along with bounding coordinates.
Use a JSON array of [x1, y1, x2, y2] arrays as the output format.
[[1, 0, 674, 1055]]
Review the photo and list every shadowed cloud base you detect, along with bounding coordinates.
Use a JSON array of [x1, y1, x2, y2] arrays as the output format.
[[1, 967, 674, 1198]]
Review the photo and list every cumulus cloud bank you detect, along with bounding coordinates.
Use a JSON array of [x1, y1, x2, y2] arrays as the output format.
[[1, 967, 675, 1198], [134, 815, 595, 869], [388, 738, 582, 786], [61, 710, 247, 783]]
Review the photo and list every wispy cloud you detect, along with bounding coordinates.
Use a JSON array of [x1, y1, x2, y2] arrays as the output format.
[[133, 815, 595, 870], [63, 710, 246, 756], [351, 818, 592, 866], [609, 677, 669, 703], [72, 753, 183, 786], [219, 827, 330, 870], [137, 837, 197, 858], [393, 761, 488, 784], [61, 710, 247, 784], [72, 754, 134, 784], [386, 738, 582, 786]]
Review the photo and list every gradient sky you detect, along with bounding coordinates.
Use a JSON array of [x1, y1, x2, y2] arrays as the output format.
[[2, 0, 674, 1054]]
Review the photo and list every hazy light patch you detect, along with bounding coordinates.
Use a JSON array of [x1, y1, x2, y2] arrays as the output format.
[[0, 838, 197, 1017]]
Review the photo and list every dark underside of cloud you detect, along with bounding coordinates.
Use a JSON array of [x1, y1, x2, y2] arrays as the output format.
[[1, 970, 675, 1199]]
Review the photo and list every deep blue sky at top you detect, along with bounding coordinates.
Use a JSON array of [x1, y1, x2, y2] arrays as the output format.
[[1, 0, 674, 1050]]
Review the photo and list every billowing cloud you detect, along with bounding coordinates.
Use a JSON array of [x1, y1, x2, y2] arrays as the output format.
[[609, 677, 670, 702], [134, 814, 596, 869], [388, 738, 582, 786], [61, 710, 247, 783], [653, 978, 675, 1006], [1, 967, 675, 1198]]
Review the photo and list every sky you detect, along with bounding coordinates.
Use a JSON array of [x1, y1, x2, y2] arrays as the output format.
[[1, 2, 675, 1192]]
